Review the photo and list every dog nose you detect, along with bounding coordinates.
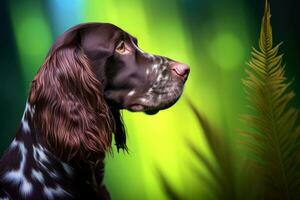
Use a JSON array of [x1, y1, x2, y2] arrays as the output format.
[[170, 61, 190, 79]]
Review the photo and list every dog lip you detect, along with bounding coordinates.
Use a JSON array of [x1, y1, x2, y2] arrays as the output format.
[[128, 103, 144, 111], [128, 103, 160, 115]]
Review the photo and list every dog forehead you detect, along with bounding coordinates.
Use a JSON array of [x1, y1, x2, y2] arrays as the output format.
[[80, 24, 123, 50]]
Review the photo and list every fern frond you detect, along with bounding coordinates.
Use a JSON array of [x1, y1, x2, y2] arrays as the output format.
[[242, 0, 300, 199]]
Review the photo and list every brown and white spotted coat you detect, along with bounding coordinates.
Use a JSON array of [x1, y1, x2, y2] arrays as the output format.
[[0, 23, 189, 200]]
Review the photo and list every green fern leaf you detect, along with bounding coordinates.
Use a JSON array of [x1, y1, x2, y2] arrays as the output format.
[[242, 0, 300, 199]]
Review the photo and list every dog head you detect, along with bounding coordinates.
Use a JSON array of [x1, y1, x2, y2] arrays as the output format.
[[29, 23, 189, 161]]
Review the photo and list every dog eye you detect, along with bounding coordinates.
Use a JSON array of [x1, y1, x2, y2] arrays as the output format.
[[116, 41, 127, 54]]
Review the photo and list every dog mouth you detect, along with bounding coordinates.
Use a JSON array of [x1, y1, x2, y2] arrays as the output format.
[[126, 82, 184, 115], [128, 96, 180, 115]]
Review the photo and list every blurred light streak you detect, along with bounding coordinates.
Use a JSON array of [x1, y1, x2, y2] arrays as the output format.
[[9, 0, 52, 85], [47, 0, 84, 36], [83, 0, 152, 199]]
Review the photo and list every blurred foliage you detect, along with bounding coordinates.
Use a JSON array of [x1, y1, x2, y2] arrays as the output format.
[[158, 101, 258, 200], [186, 101, 237, 200], [159, 1, 300, 199]]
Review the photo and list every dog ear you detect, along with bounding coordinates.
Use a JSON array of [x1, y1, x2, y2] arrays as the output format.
[[48, 23, 98, 56], [29, 31, 114, 161]]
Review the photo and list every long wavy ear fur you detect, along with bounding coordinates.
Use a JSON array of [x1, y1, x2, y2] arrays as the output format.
[[29, 45, 113, 162]]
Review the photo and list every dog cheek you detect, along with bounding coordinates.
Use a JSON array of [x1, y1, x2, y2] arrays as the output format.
[[104, 90, 126, 107]]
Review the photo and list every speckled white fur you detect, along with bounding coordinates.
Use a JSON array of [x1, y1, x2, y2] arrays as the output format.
[[3, 141, 33, 196], [127, 90, 136, 97], [61, 162, 73, 177], [43, 185, 69, 200], [21, 102, 32, 133], [31, 169, 44, 183]]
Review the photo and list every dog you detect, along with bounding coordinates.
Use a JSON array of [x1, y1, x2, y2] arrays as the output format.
[[0, 23, 189, 200]]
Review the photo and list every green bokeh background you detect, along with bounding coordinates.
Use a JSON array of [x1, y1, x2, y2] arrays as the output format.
[[0, 0, 299, 199]]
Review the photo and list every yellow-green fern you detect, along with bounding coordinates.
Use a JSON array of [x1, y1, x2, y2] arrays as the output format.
[[242, 1, 300, 199]]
